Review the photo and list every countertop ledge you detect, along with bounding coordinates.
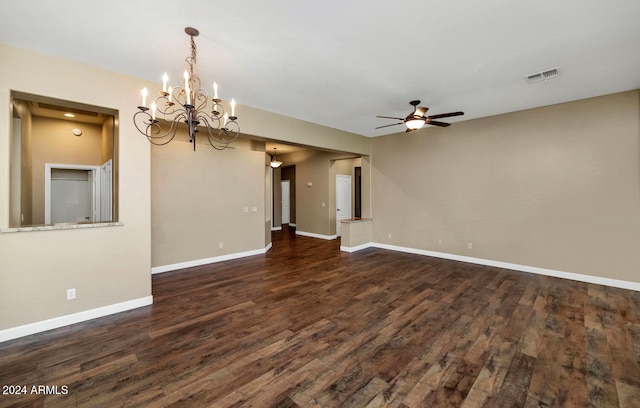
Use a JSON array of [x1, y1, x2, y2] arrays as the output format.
[[340, 218, 372, 224], [1, 222, 124, 233]]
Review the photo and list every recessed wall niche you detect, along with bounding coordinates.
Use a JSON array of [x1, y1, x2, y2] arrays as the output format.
[[10, 91, 118, 227]]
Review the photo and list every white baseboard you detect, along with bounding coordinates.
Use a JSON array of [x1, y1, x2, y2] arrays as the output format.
[[0, 296, 153, 343], [344, 242, 640, 292], [271, 226, 282, 231], [152, 244, 273, 274], [340, 242, 374, 253], [2, 243, 276, 343], [289, 223, 297, 228], [295, 230, 337, 240]]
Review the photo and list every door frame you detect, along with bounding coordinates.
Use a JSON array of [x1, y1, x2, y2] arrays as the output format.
[[44, 163, 100, 224]]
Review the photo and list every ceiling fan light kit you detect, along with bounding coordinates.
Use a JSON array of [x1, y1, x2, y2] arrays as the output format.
[[405, 117, 425, 130], [376, 100, 464, 132]]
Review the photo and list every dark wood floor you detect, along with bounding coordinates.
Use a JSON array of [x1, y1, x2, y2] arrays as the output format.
[[1, 226, 640, 407]]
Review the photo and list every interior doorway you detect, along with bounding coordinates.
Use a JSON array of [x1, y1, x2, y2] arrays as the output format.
[[336, 174, 352, 236], [281, 180, 291, 224], [50, 168, 93, 223], [44, 161, 112, 224]]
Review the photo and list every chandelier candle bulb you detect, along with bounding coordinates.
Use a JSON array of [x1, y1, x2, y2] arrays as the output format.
[[231, 99, 236, 117], [141, 87, 148, 108], [168, 86, 173, 103], [151, 102, 156, 120], [162, 73, 168, 93], [224, 112, 228, 127], [183, 70, 191, 105], [213, 82, 218, 99]]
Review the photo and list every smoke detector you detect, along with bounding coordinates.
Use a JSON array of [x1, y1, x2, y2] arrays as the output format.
[[526, 67, 560, 83]]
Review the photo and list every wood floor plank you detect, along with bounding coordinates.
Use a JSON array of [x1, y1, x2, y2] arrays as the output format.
[[0, 226, 638, 407], [461, 338, 518, 407], [490, 352, 536, 408]]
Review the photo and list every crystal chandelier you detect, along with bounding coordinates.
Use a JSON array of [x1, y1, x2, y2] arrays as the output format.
[[134, 27, 239, 151]]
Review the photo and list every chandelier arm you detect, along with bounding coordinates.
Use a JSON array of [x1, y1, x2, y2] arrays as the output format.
[[146, 125, 179, 146], [220, 120, 240, 144], [154, 94, 184, 117], [198, 116, 226, 145], [133, 110, 185, 145], [197, 113, 221, 131], [193, 90, 209, 112], [149, 113, 187, 141], [198, 115, 240, 150], [163, 86, 189, 110], [155, 106, 186, 121]]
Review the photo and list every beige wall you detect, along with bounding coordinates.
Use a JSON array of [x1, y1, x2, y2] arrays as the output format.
[[151, 137, 267, 267], [30, 116, 103, 224], [102, 116, 114, 164], [284, 150, 363, 237], [371, 90, 640, 283], [360, 155, 372, 219], [14, 100, 33, 225], [0, 43, 152, 331], [102, 116, 118, 220], [0, 42, 374, 336], [288, 150, 332, 235], [239, 106, 370, 156]]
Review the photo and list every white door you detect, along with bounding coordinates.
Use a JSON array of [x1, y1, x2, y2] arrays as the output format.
[[336, 175, 352, 236], [99, 160, 113, 222], [281, 180, 290, 224]]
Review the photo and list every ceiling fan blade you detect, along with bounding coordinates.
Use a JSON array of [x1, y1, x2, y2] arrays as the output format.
[[376, 115, 405, 120], [375, 122, 404, 129], [415, 106, 428, 117], [427, 111, 464, 120], [427, 120, 451, 127]]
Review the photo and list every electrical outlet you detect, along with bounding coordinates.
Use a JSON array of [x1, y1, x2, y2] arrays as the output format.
[[219, 242, 224, 250], [468, 243, 473, 249], [242, 207, 248, 213], [67, 288, 76, 300], [388, 233, 392, 239]]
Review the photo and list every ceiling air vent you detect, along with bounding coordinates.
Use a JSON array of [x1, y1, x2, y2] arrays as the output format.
[[526, 67, 560, 83]]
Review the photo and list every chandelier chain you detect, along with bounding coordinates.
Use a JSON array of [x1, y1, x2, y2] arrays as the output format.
[[187, 34, 197, 67]]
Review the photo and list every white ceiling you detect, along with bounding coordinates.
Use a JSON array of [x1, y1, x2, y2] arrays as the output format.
[[1, 0, 639, 137]]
